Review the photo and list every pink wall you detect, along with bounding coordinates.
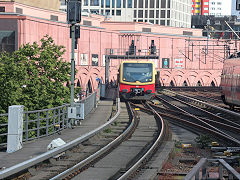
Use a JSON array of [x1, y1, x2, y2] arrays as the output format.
[[0, 1, 238, 91]]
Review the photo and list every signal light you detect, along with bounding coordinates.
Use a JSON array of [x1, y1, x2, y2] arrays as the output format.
[[67, 0, 81, 24]]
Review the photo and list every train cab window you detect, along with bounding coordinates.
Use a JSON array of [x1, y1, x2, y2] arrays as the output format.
[[170, 80, 175, 87], [122, 63, 153, 82]]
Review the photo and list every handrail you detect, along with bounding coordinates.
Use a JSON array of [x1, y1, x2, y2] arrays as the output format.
[[0, 97, 120, 179], [184, 158, 240, 180]]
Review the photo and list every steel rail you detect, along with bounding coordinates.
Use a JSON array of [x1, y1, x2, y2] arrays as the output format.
[[133, 103, 239, 146], [0, 98, 121, 179], [50, 101, 135, 180], [117, 101, 166, 180], [164, 89, 240, 118], [156, 95, 240, 145], [164, 93, 240, 132]]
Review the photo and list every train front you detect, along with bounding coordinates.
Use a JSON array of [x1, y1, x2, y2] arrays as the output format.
[[119, 61, 156, 100]]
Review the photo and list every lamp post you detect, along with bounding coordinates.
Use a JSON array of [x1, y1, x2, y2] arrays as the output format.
[[206, 19, 210, 54]]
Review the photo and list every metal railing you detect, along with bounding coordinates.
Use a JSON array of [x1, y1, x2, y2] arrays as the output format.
[[0, 90, 99, 147], [105, 48, 160, 57], [184, 158, 240, 180], [0, 113, 8, 147]]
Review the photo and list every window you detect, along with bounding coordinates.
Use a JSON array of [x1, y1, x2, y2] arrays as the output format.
[[204, 7, 208, 10], [217, 2, 222, 5], [16, 7, 23, 14], [112, 10, 114, 15], [237, 0, 240, 10], [0, 31, 15, 53], [106, 0, 110, 8], [211, 2, 215, 5], [139, 0, 143, 8], [160, 20, 165, 25], [204, 2, 208, 5], [149, 20, 154, 24], [167, 10, 170, 18], [145, 10, 148, 18], [150, 10, 154, 18], [106, 9, 110, 15], [116, 10, 121, 15], [123, 0, 126, 8], [145, 0, 148, 8], [156, 0, 159, 8], [161, 10, 165, 18], [50, 15, 58, 21], [112, 0, 115, 7], [134, 10, 136, 18], [117, 0, 121, 8], [83, 20, 92, 26], [138, 10, 143, 18], [92, 54, 99, 66], [161, 0, 166, 8], [0, 6, 5, 12], [156, 10, 159, 18], [90, 0, 99, 6], [128, 0, 132, 8], [90, 9, 99, 14], [150, 0, 154, 8], [84, 0, 88, 6]]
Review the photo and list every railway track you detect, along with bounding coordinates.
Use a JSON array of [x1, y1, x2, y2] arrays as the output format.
[[1, 98, 169, 180], [51, 101, 168, 179], [155, 90, 240, 146], [165, 87, 240, 113]]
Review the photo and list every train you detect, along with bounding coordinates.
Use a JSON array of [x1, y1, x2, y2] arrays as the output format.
[[118, 61, 157, 101], [220, 53, 240, 109]]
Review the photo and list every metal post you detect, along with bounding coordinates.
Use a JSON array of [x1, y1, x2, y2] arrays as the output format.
[[105, 55, 110, 89], [206, 19, 210, 54], [71, 25, 76, 107]]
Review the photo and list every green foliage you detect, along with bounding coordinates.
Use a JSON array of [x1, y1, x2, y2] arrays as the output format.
[[195, 134, 211, 149], [104, 128, 112, 133], [0, 35, 71, 113]]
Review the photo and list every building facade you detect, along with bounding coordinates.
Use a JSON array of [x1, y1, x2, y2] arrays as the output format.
[[209, 0, 231, 16], [231, 0, 240, 17], [192, 0, 209, 15], [61, 0, 192, 28], [1, 1, 237, 92]]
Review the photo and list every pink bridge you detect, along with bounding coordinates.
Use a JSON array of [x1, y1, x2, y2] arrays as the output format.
[[1, 1, 239, 93]]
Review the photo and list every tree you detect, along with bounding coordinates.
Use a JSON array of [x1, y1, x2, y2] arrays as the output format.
[[0, 35, 71, 113]]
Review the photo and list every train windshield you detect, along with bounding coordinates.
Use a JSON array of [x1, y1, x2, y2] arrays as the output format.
[[122, 63, 153, 82]]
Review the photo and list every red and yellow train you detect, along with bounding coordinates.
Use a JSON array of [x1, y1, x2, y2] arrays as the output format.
[[118, 61, 156, 100], [220, 54, 240, 109]]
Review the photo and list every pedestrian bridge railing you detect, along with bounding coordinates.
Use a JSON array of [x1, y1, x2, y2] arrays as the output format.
[[0, 90, 100, 149], [184, 158, 240, 180]]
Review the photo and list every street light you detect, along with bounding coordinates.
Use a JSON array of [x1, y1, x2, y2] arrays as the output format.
[[206, 19, 210, 54]]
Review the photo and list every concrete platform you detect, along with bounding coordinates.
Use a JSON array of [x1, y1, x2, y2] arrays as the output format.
[[0, 88, 117, 169]]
